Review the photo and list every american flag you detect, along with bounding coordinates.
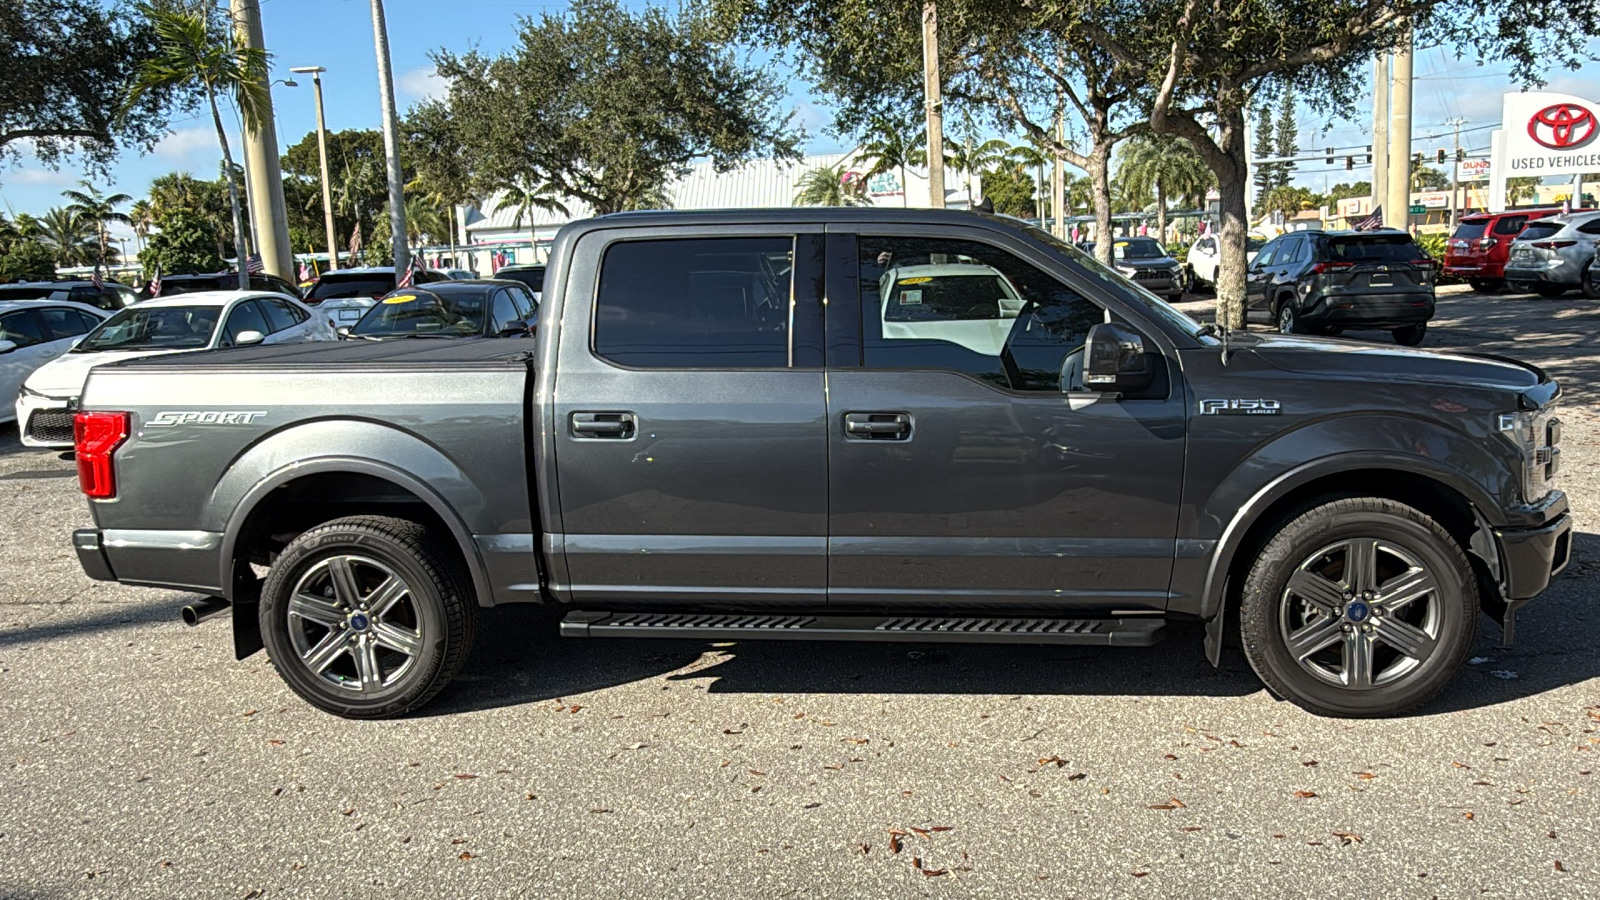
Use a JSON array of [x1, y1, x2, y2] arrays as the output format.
[[245, 254, 264, 274], [348, 222, 363, 256], [1354, 205, 1384, 231], [298, 261, 312, 282], [91, 265, 103, 289], [396, 256, 421, 289], [149, 264, 162, 298]]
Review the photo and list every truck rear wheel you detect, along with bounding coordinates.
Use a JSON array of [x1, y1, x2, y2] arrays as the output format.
[[259, 515, 476, 719], [1238, 497, 1476, 718]]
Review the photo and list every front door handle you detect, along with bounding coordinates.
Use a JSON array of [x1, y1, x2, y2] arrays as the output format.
[[844, 412, 911, 440], [570, 411, 636, 438]]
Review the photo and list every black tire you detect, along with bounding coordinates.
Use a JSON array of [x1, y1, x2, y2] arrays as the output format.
[[1276, 299, 1303, 335], [260, 515, 477, 719], [1320, 326, 1344, 337], [1534, 284, 1568, 298], [1505, 280, 1533, 294], [1392, 322, 1427, 346], [1467, 277, 1502, 293], [1582, 266, 1600, 300], [1239, 498, 1477, 718]]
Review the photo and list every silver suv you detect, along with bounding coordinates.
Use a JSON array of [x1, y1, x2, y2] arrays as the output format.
[[1503, 210, 1600, 296]]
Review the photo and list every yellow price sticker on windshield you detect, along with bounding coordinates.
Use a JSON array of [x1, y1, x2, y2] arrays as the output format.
[[383, 294, 417, 304], [898, 276, 933, 285]]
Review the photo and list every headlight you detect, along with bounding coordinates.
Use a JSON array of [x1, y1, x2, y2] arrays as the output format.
[[1498, 409, 1561, 503]]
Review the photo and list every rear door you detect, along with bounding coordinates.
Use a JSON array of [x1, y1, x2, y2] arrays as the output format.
[[0, 309, 61, 406], [551, 226, 829, 606], [823, 227, 1186, 613], [1246, 241, 1279, 309]]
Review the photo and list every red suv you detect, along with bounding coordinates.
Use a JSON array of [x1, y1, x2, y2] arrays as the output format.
[[1444, 208, 1564, 291]]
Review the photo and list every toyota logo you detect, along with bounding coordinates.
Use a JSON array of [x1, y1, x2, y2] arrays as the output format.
[[1527, 103, 1597, 150]]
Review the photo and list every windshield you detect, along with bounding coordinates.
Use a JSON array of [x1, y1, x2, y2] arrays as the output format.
[[1452, 221, 1489, 241], [883, 273, 1019, 321], [1112, 238, 1168, 260], [77, 305, 220, 351], [1023, 225, 1213, 342], [309, 274, 394, 301], [352, 290, 486, 336]]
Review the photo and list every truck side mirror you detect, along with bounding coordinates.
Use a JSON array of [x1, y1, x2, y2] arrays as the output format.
[[1083, 322, 1153, 394]]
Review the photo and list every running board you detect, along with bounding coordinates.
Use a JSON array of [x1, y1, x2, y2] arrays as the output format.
[[559, 611, 1166, 647]]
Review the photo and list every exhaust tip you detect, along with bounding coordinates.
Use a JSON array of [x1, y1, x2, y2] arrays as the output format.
[[182, 598, 230, 626]]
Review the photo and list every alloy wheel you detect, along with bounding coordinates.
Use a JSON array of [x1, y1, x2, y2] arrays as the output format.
[[286, 555, 425, 693]]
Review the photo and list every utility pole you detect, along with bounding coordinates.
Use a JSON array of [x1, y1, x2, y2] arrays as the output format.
[[1385, 25, 1413, 232], [369, 0, 408, 272], [921, 2, 945, 209], [291, 67, 340, 274], [1371, 52, 1389, 224], [231, 0, 293, 280], [1446, 116, 1466, 228]]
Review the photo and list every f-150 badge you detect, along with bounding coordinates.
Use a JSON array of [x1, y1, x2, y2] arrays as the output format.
[[147, 410, 268, 427], [1199, 399, 1281, 416]]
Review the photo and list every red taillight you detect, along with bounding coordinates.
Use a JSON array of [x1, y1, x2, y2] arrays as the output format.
[[1530, 240, 1577, 249], [74, 411, 129, 499], [1310, 262, 1355, 274], [1477, 237, 1498, 251]]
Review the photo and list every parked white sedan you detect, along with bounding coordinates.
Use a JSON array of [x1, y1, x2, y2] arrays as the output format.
[[1, 300, 111, 426], [16, 291, 333, 448], [1186, 234, 1267, 289]]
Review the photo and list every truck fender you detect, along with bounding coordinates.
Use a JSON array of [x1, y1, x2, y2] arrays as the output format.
[[1198, 446, 1505, 667], [209, 419, 494, 610]]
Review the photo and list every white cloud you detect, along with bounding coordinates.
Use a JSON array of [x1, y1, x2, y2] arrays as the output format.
[[398, 66, 447, 102], [154, 127, 220, 160], [8, 167, 76, 186]]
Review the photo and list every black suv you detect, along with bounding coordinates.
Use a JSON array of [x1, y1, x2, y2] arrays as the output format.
[[1247, 229, 1436, 345], [141, 271, 303, 300], [0, 279, 139, 311]]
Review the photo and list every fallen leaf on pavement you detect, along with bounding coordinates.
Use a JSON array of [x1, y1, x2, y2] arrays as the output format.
[[1354, 772, 1376, 780], [1293, 791, 1318, 799], [1148, 797, 1186, 810], [458, 852, 474, 861], [888, 830, 907, 854], [453, 774, 478, 780], [1332, 831, 1363, 845], [1555, 860, 1566, 872], [1452, 761, 1471, 769], [1038, 755, 1069, 767]]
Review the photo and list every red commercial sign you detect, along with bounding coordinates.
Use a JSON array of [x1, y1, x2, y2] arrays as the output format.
[[1527, 103, 1597, 150]]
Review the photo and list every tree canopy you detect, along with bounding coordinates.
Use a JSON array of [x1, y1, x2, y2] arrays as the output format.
[[429, 0, 802, 215]]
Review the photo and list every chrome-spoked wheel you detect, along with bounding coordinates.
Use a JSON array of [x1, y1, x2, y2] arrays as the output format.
[[286, 554, 426, 694], [1278, 539, 1441, 690]]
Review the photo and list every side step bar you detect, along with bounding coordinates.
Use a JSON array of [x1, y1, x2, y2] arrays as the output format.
[[560, 611, 1166, 647]]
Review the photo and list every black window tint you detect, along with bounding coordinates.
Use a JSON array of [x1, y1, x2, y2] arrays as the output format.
[[1577, 218, 1600, 235], [506, 283, 536, 316], [67, 286, 112, 310], [1278, 237, 1303, 264], [0, 310, 47, 346], [308, 275, 393, 300], [222, 300, 270, 345], [594, 237, 794, 368], [1493, 216, 1530, 235], [259, 299, 299, 333], [39, 307, 98, 339], [1517, 222, 1563, 241], [1327, 235, 1422, 262], [1451, 221, 1488, 241], [490, 290, 520, 333], [859, 236, 1104, 392]]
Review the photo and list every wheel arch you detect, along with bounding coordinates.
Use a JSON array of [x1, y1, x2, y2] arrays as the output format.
[[1201, 457, 1499, 665]]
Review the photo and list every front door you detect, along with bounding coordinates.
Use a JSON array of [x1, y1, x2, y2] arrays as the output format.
[[824, 230, 1186, 613], [552, 229, 829, 607]]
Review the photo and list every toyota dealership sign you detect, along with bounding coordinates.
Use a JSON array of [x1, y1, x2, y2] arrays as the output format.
[[1487, 91, 1600, 210]]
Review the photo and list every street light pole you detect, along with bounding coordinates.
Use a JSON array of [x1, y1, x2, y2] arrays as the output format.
[[369, 0, 408, 273], [291, 66, 340, 274]]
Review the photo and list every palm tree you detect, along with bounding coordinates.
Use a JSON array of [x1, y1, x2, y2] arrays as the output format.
[[128, 199, 155, 255], [492, 179, 569, 230], [793, 161, 869, 207], [858, 118, 922, 208], [1507, 177, 1540, 206], [37, 207, 97, 267], [1005, 143, 1051, 222], [126, 2, 269, 289], [62, 181, 134, 272], [1115, 134, 1214, 242]]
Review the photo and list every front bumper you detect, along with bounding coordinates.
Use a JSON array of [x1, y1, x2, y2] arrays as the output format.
[[1132, 275, 1181, 296], [16, 393, 76, 449], [1495, 512, 1572, 601]]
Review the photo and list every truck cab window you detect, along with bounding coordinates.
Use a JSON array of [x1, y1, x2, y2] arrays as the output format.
[[858, 236, 1104, 391], [594, 236, 794, 368]]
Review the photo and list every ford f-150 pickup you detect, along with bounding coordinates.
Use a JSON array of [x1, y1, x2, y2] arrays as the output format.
[[68, 209, 1571, 719]]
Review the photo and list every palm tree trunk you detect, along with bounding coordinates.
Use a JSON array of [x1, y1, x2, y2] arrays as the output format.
[[1156, 180, 1168, 244], [900, 163, 908, 208], [208, 87, 250, 289]]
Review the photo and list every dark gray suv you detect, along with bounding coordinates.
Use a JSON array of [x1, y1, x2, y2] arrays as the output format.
[[1248, 229, 1436, 345]]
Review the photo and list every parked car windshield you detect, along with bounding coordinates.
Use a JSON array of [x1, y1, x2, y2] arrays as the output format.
[[1326, 235, 1422, 263], [308, 273, 394, 301], [352, 288, 486, 337], [1515, 222, 1563, 242], [1111, 238, 1169, 260], [76, 305, 221, 351], [1451, 221, 1489, 241]]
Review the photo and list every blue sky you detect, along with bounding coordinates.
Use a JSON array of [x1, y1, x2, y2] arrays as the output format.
[[2, 0, 1597, 237]]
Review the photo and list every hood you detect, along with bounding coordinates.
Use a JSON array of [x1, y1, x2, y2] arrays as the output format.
[[23, 349, 186, 397], [1238, 331, 1547, 393]]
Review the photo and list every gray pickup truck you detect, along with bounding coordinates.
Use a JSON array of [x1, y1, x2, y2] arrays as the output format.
[[69, 209, 1570, 719]]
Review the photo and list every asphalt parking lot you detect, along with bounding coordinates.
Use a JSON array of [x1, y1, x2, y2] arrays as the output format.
[[2, 283, 1597, 899]]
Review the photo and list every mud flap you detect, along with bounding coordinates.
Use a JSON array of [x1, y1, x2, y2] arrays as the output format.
[[231, 562, 263, 660]]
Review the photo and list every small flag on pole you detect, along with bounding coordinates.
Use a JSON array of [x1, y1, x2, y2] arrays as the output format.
[[91, 265, 103, 290], [245, 254, 264, 274], [1354, 205, 1383, 231], [396, 255, 421, 289], [149, 263, 162, 298]]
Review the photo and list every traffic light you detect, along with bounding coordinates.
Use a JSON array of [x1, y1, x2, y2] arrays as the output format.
[[1365, 145, 1373, 164], [1413, 152, 1424, 166], [1345, 156, 1354, 170], [1325, 147, 1334, 164], [1457, 147, 1466, 161]]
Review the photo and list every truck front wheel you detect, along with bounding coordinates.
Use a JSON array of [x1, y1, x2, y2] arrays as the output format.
[[259, 515, 477, 719], [1238, 498, 1476, 717]]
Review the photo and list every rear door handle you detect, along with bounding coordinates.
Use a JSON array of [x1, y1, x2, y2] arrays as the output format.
[[844, 412, 911, 440], [570, 412, 636, 438]]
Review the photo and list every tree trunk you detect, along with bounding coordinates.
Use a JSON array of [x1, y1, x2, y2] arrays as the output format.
[[1088, 145, 1113, 266], [1155, 180, 1168, 244], [1213, 118, 1250, 330], [208, 89, 250, 290]]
